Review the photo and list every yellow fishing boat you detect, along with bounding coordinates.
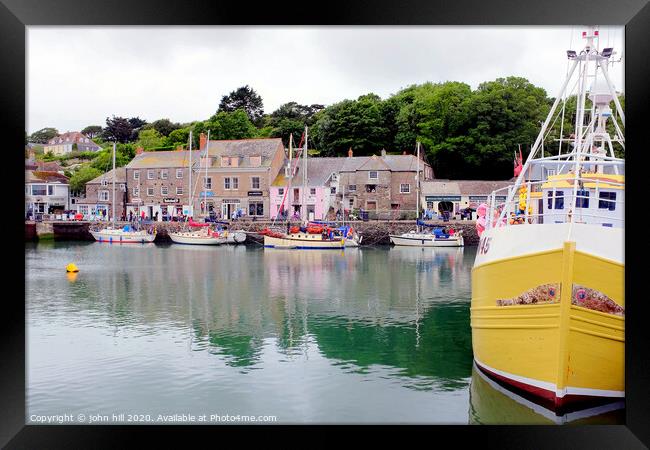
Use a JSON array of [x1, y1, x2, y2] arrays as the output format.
[[471, 26, 625, 412]]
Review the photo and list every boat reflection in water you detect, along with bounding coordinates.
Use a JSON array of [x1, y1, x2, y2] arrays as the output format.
[[469, 362, 625, 425]]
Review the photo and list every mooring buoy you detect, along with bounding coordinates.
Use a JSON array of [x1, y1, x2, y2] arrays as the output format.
[[66, 263, 79, 273]]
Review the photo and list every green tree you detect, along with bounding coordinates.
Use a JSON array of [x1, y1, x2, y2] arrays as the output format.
[[311, 94, 389, 156], [218, 85, 265, 126], [81, 125, 102, 139], [102, 116, 134, 143], [90, 147, 130, 171], [136, 129, 165, 150], [165, 127, 191, 148], [69, 165, 102, 194], [197, 110, 257, 141], [29, 127, 59, 144], [142, 118, 181, 137]]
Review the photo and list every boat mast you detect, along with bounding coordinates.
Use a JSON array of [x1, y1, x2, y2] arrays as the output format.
[[112, 141, 116, 228], [303, 126, 308, 225], [288, 134, 293, 221], [204, 129, 210, 217], [416, 141, 420, 232], [188, 130, 192, 219]]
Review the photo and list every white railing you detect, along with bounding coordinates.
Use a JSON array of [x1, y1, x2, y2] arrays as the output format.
[[484, 176, 624, 230]]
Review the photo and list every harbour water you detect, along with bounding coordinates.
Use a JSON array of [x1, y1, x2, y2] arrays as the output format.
[[25, 242, 623, 424]]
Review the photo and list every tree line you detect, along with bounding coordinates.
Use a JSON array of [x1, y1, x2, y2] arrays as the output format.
[[29, 78, 625, 193]]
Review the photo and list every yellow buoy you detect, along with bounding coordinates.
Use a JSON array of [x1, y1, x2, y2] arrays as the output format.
[[66, 272, 78, 283], [66, 263, 79, 273]]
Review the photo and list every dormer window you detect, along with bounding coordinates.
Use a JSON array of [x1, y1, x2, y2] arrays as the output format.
[[221, 157, 230, 167], [250, 155, 262, 167]]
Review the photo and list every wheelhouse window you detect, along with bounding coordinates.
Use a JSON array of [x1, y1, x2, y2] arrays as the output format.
[[598, 191, 617, 211], [369, 171, 378, 180], [547, 190, 564, 209], [400, 184, 410, 193], [576, 189, 589, 208]]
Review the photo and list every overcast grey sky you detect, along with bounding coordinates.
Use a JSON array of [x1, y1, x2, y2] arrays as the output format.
[[26, 26, 624, 134]]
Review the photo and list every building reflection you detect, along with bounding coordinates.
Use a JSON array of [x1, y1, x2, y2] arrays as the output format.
[[37, 244, 474, 385]]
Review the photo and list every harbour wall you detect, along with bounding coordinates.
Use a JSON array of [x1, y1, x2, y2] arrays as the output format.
[[25, 220, 480, 246]]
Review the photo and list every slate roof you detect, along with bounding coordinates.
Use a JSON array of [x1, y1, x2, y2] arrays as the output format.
[[203, 138, 284, 168], [421, 180, 513, 196], [339, 154, 427, 172], [87, 167, 127, 184], [271, 157, 347, 187], [45, 131, 101, 149], [126, 150, 195, 169], [25, 170, 69, 184]]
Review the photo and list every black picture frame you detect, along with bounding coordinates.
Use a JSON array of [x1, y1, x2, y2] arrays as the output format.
[[4, 0, 649, 447]]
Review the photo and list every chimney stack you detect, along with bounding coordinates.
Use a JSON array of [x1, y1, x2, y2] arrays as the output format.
[[348, 147, 353, 157], [381, 148, 387, 157], [135, 146, 144, 155], [200, 133, 207, 151]]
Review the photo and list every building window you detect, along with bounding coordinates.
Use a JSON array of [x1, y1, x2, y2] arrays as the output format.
[[147, 187, 154, 196], [547, 169, 556, 177], [147, 170, 154, 180], [348, 184, 356, 192], [221, 156, 230, 167], [134, 171, 140, 180], [366, 184, 377, 193], [32, 185, 47, 196], [547, 190, 564, 210], [369, 171, 378, 180], [349, 199, 354, 208], [99, 190, 109, 201], [278, 188, 284, 196], [120, 184, 126, 192], [133, 187, 139, 197], [331, 187, 336, 194], [102, 179, 108, 186], [599, 191, 617, 211], [47, 185, 54, 195], [294, 188, 300, 200], [310, 188, 316, 195], [252, 177, 260, 189], [205, 177, 212, 189], [161, 186, 169, 195], [249, 201, 264, 216], [232, 177, 239, 189], [576, 189, 589, 208], [400, 184, 410, 193], [176, 187, 183, 195], [224, 177, 231, 190], [176, 169, 183, 179], [161, 169, 168, 180]]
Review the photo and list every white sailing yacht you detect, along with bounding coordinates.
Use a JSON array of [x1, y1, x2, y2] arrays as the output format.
[[90, 142, 157, 243], [169, 130, 226, 245], [389, 142, 464, 247]]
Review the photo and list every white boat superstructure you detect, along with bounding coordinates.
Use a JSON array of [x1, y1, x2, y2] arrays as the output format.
[[169, 228, 226, 245]]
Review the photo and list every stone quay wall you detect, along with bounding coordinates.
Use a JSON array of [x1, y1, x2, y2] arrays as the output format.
[[25, 219, 479, 245]]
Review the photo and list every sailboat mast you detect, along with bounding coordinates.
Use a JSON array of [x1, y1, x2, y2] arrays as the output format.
[[303, 126, 308, 224], [204, 129, 210, 216], [112, 141, 116, 227], [416, 141, 420, 230], [188, 130, 192, 218], [288, 134, 293, 220]]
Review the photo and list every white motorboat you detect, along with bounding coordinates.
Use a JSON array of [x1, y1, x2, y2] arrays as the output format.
[[389, 229, 464, 247]]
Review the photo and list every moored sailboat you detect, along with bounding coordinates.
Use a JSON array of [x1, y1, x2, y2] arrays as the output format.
[[389, 142, 464, 247], [90, 142, 156, 243], [471, 26, 624, 411]]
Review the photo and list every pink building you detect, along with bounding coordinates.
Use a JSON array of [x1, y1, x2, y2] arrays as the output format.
[[270, 157, 346, 221]]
